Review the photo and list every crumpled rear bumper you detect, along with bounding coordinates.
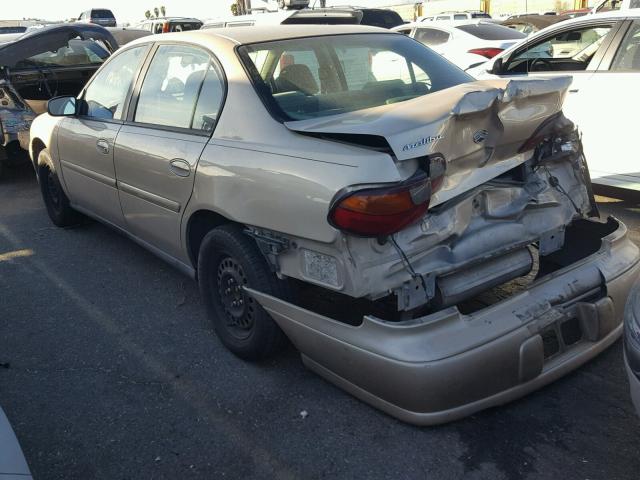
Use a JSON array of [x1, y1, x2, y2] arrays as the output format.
[[248, 216, 640, 425]]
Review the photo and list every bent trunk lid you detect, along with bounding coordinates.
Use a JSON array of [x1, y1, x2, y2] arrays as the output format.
[[284, 77, 571, 206]]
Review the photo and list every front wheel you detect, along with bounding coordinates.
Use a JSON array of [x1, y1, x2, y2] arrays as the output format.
[[38, 150, 81, 227], [197, 225, 291, 360]]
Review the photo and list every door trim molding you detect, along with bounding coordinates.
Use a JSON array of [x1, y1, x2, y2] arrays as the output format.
[[61, 160, 117, 188], [118, 181, 181, 213]]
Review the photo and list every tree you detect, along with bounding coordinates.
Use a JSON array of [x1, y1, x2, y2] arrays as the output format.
[[231, 3, 239, 15], [160, 5, 166, 16], [154, 7, 160, 18], [145, 10, 151, 19]]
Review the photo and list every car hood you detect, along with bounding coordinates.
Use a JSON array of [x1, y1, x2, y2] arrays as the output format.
[[0, 23, 118, 68], [285, 76, 571, 204]]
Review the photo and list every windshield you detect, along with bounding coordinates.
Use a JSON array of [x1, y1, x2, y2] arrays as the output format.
[[92, 9, 114, 19], [238, 33, 473, 121], [13, 38, 109, 69]]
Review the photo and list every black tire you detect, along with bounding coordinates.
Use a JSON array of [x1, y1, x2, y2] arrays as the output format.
[[38, 150, 81, 227], [197, 225, 291, 361]]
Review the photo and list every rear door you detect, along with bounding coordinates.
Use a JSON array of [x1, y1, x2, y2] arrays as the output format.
[[569, 19, 640, 189], [114, 43, 226, 258], [57, 45, 149, 228]]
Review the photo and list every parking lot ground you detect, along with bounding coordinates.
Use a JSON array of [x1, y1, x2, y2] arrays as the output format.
[[1, 163, 640, 480]]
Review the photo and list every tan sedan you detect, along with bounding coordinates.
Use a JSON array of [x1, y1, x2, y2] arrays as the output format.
[[29, 25, 640, 424]]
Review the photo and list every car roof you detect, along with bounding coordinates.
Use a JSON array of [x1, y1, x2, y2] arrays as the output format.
[[131, 24, 387, 47]]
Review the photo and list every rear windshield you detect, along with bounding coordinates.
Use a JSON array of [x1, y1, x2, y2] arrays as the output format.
[[456, 24, 525, 40], [238, 33, 473, 121], [92, 10, 114, 19], [169, 22, 202, 32], [359, 10, 404, 28], [14, 39, 109, 69], [471, 13, 492, 18]]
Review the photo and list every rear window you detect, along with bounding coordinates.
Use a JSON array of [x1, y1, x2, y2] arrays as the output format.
[[169, 22, 202, 32], [91, 10, 114, 19], [238, 33, 472, 121], [471, 13, 492, 18], [13, 39, 109, 69], [456, 24, 526, 40], [359, 10, 404, 29]]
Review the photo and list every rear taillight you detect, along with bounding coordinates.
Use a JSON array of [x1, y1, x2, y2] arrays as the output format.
[[162, 22, 170, 33], [468, 47, 504, 59], [518, 113, 577, 154], [329, 159, 445, 237]]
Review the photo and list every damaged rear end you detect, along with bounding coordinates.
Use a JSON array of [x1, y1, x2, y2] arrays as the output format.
[[237, 36, 640, 424]]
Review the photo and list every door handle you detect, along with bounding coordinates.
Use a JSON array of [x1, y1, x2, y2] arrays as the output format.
[[569, 89, 580, 93], [96, 139, 110, 155], [169, 158, 191, 177]]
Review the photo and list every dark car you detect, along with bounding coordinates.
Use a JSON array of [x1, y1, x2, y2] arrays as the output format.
[[78, 9, 117, 28], [624, 281, 640, 417], [0, 24, 117, 177], [357, 8, 404, 28]]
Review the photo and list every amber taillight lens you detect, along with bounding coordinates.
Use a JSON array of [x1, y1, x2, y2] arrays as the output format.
[[329, 169, 438, 237]]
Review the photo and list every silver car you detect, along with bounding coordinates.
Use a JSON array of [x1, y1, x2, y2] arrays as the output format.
[[29, 25, 640, 425]]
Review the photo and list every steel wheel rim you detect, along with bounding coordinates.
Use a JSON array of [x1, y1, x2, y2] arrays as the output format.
[[216, 255, 255, 340]]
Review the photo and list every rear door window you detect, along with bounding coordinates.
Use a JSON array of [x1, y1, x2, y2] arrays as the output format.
[[414, 28, 451, 46], [134, 44, 211, 129]]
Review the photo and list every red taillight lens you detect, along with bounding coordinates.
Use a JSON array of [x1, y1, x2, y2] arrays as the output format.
[[329, 170, 435, 237], [162, 22, 170, 33], [468, 47, 504, 59]]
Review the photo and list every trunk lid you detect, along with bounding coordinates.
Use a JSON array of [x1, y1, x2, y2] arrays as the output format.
[[284, 77, 571, 206]]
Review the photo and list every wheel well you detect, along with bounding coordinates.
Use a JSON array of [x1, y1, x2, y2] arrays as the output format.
[[187, 210, 232, 267], [31, 138, 46, 167]]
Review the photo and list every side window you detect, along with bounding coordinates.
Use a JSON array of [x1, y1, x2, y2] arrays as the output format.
[[454, 14, 467, 20], [192, 64, 225, 133], [82, 46, 147, 120], [505, 25, 613, 73], [611, 22, 640, 71], [436, 15, 450, 21], [414, 28, 451, 46], [134, 44, 210, 129]]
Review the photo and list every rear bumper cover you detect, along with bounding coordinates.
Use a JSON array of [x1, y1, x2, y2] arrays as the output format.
[[248, 216, 640, 425]]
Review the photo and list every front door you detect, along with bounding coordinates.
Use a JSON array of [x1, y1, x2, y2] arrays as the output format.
[[498, 21, 620, 112], [114, 44, 226, 258], [57, 45, 149, 227], [570, 20, 640, 189]]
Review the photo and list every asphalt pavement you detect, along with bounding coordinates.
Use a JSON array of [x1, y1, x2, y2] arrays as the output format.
[[1, 163, 639, 480]]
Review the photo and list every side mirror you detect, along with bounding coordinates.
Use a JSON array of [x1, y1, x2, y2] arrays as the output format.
[[47, 96, 77, 117], [490, 57, 504, 75]]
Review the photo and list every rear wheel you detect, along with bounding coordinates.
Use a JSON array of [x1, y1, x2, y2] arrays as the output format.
[[197, 225, 290, 360], [38, 149, 81, 227]]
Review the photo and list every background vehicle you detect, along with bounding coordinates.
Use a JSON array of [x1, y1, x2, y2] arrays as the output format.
[[29, 26, 638, 425], [393, 21, 526, 69], [592, 0, 640, 13], [77, 9, 117, 28], [0, 26, 26, 34], [0, 24, 117, 178], [203, 7, 401, 29], [278, 0, 310, 9], [419, 11, 492, 22], [502, 14, 569, 35], [0, 406, 32, 479], [136, 17, 203, 34], [469, 11, 640, 192], [624, 281, 640, 417], [107, 27, 152, 45]]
